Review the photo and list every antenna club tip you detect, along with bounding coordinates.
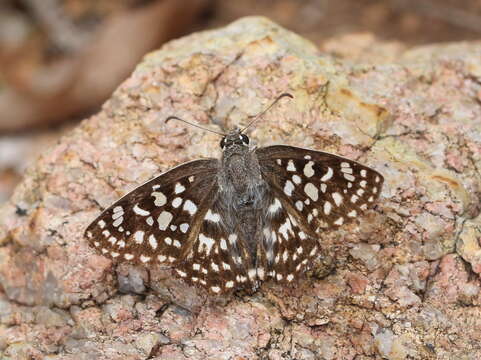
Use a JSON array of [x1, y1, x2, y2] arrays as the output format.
[[280, 92, 294, 99], [165, 116, 177, 123]]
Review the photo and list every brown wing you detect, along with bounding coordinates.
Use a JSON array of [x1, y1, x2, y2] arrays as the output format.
[[85, 159, 219, 266]]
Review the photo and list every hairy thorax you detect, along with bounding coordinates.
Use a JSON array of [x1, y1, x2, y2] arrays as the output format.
[[219, 146, 267, 210]]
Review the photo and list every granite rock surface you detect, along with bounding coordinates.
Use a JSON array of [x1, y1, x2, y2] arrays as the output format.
[[0, 16, 480, 360]]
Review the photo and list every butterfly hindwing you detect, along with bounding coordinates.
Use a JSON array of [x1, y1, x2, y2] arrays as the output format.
[[261, 195, 320, 283], [84, 159, 219, 265], [175, 199, 258, 294]]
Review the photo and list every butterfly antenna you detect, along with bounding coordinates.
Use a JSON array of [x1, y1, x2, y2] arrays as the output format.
[[165, 116, 226, 136], [241, 92, 294, 133]]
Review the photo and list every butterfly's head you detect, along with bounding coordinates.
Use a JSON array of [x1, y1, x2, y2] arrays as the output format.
[[220, 130, 250, 150]]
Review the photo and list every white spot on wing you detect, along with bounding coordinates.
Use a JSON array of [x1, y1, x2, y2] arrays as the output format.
[[134, 231, 144, 244], [303, 161, 315, 177], [332, 192, 343, 206], [204, 209, 221, 222], [257, 267, 265, 279], [176, 270, 187, 277], [183, 200, 197, 215], [295, 200, 303, 211], [304, 182, 318, 201], [228, 234, 237, 244], [284, 180, 295, 196], [172, 197, 182, 208], [199, 233, 215, 255], [279, 219, 293, 240], [133, 204, 150, 216], [152, 191, 167, 207], [292, 174, 301, 184], [324, 201, 332, 215], [112, 210, 123, 220], [286, 160, 296, 172], [157, 211, 173, 230], [175, 183, 185, 194], [112, 217, 123, 227], [148, 234, 157, 249], [321, 167, 333, 182], [320, 183, 327, 193], [269, 198, 282, 214], [211, 263, 219, 272], [220, 238, 227, 250], [334, 217, 344, 225], [178, 223, 188, 233]]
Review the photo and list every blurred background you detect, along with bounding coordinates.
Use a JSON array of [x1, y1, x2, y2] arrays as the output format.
[[1, 0, 481, 203]]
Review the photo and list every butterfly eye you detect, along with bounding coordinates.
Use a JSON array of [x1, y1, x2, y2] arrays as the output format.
[[220, 137, 226, 149], [240, 134, 249, 145]]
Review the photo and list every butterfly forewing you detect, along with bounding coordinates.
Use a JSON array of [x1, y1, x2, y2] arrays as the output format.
[[256, 145, 384, 234], [84, 159, 219, 265]]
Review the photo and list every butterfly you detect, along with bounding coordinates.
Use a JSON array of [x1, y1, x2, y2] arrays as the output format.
[[84, 94, 384, 294]]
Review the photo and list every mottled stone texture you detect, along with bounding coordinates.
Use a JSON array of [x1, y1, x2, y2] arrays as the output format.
[[0, 16, 480, 360]]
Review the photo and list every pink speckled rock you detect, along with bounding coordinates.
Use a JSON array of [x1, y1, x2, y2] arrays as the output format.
[[0, 16, 480, 360]]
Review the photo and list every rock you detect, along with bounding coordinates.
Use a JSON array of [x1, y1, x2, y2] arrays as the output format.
[[457, 214, 481, 275], [0, 16, 480, 359]]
